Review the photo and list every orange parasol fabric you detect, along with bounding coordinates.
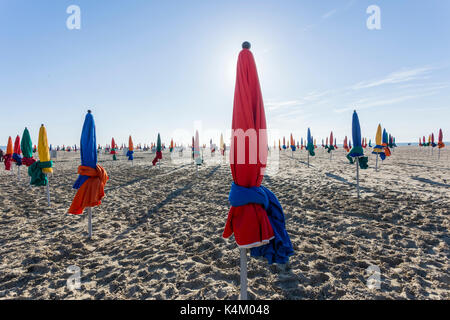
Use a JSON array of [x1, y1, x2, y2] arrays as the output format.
[[68, 165, 109, 215], [4, 136, 13, 170], [6, 136, 13, 155], [128, 136, 134, 151]]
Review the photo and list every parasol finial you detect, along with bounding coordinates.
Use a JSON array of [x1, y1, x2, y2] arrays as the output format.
[[41, 124, 44, 127], [87, 109, 92, 114], [242, 41, 251, 49]]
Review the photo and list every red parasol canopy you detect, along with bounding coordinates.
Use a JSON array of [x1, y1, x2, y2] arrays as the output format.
[[110, 138, 117, 154], [13, 135, 21, 155], [223, 42, 273, 248]]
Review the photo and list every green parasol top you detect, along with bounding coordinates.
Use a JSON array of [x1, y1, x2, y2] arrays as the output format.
[[21, 127, 33, 158], [156, 133, 161, 152]]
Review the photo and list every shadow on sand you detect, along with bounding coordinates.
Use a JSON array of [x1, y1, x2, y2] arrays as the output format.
[[411, 176, 450, 188], [325, 172, 374, 193]]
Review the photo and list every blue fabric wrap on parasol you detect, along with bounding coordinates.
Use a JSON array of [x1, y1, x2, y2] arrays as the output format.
[[73, 112, 97, 189], [126, 150, 134, 160], [229, 182, 294, 264], [372, 145, 385, 160], [13, 153, 22, 166]]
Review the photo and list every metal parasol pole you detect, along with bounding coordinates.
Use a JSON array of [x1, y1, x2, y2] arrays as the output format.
[[46, 176, 50, 206], [307, 152, 309, 168], [356, 157, 360, 199], [375, 154, 378, 172], [240, 248, 248, 300], [88, 207, 92, 239]]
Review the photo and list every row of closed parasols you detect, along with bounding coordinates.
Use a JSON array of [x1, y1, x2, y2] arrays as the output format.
[[5, 42, 437, 300]]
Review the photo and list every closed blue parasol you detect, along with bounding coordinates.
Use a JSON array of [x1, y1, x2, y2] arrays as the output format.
[[349, 110, 364, 158], [305, 128, 315, 167], [348, 110, 368, 198], [382, 129, 388, 146], [381, 128, 391, 158], [73, 110, 97, 189], [306, 128, 315, 156], [68, 110, 109, 241]]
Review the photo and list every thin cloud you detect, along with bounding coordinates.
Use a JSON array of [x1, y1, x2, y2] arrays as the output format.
[[267, 64, 448, 118], [333, 92, 437, 113], [322, 9, 337, 19], [302, 2, 349, 32], [351, 66, 434, 90], [266, 100, 305, 111], [266, 90, 333, 112], [303, 0, 355, 32]]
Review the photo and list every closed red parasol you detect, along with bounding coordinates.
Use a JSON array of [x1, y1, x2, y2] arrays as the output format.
[[223, 43, 293, 300], [223, 43, 273, 248]]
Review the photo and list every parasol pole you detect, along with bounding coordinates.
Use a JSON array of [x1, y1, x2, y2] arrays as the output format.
[[46, 175, 51, 206], [88, 207, 92, 239], [17, 166, 20, 181], [240, 248, 248, 300], [438, 148, 440, 160], [307, 152, 309, 168], [375, 154, 378, 172], [356, 157, 360, 199]]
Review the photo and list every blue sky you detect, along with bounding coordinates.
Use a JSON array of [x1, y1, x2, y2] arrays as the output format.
[[0, 0, 449, 147]]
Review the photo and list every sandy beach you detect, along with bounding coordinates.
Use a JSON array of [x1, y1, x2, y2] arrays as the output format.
[[0, 146, 448, 300]]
